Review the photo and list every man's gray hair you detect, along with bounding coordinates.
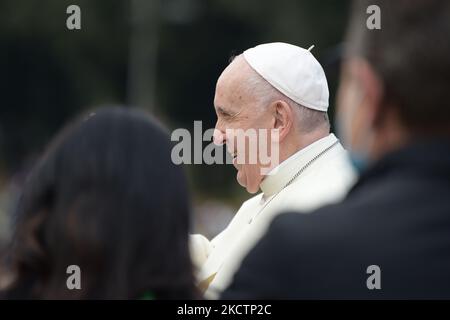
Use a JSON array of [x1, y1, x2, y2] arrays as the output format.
[[242, 59, 330, 133]]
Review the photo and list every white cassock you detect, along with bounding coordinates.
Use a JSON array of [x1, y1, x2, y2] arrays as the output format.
[[190, 133, 356, 298]]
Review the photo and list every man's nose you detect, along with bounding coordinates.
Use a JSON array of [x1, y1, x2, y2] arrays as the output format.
[[213, 126, 226, 146]]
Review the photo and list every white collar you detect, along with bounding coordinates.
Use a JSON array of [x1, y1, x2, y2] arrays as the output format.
[[259, 133, 339, 197]]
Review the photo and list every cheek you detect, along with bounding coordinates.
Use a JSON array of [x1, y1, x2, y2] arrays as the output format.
[[224, 121, 246, 146]]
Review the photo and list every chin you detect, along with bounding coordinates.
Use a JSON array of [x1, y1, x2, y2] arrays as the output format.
[[245, 186, 259, 194], [237, 171, 260, 194], [241, 180, 259, 194]]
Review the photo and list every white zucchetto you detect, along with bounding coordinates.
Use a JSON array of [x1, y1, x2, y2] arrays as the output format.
[[243, 42, 329, 112]]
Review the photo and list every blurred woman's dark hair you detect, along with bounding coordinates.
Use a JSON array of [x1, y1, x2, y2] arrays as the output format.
[[0, 107, 198, 299]]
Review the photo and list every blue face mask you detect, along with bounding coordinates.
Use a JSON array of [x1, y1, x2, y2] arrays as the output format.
[[348, 149, 370, 174]]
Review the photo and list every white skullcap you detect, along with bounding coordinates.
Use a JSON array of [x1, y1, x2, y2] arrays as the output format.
[[243, 42, 329, 112]]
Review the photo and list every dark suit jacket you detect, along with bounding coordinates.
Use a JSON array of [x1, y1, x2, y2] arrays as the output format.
[[222, 140, 450, 299]]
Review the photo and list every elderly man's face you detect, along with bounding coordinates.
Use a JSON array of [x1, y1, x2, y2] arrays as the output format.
[[213, 58, 274, 194]]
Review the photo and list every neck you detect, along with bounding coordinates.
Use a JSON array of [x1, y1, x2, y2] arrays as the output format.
[[279, 128, 330, 164]]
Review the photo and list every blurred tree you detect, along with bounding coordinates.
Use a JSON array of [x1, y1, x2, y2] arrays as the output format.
[[128, 0, 160, 111]]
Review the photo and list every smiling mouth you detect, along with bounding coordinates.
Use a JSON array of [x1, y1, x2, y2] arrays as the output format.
[[227, 147, 237, 159], [230, 151, 238, 164]]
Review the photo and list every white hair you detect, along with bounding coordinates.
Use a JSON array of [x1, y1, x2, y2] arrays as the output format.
[[237, 55, 330, 133]]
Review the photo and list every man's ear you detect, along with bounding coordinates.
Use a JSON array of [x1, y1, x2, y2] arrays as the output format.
[[356, 59, 385, 128], [271, 100, 293, 142]]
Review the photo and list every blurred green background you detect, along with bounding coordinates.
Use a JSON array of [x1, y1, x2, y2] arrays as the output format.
[[0, 0, 350, 240]]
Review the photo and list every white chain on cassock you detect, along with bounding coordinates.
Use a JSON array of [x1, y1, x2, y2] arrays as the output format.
[[248, 140, 340, 224]]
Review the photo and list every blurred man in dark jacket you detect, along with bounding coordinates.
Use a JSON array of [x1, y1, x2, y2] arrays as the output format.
[[222, 0, 450, 299]]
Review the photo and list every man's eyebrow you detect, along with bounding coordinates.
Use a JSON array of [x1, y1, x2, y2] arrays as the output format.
[[217, 106, 230, 114], [217, 106, 242, 118]]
